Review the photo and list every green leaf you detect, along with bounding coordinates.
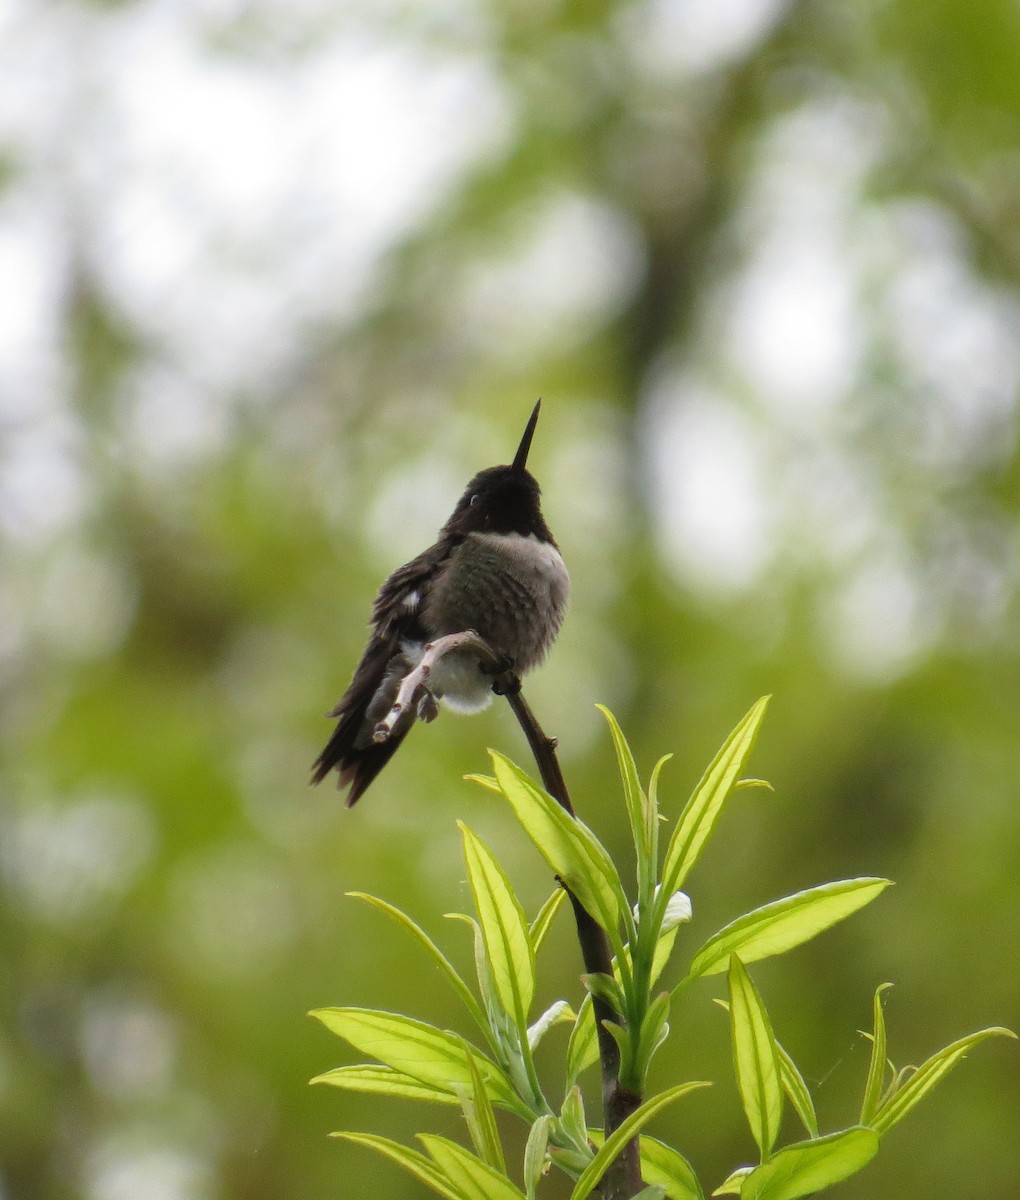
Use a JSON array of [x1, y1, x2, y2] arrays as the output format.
[[651, 925, 679, 988], [523, 1115, 553, 1200], [529, 887, 567, 954], [559, 1085, 589, 1150], [310, 1008, 523, 1115], [334, 1132, 464, 1200], [729, 956, 782, 1160], [490, 751, 628, 941], [445, 911, 501, 1038], [647, 755, 672, 897], [465, 772, 501, 794], [597, 705, 654, 900], [565, 994, 599, 1086], [860, 983, 893, 1125], [456, 1040, 506, 1172], [711, 1166, 750, 1195], [588, 1131, 702, 1200], [717, 1006, 815, 1140], [310, 1064, 459, 1104], [647, 754, 673, 820], [548, 1144, 594, 1175], [347, 892, 486, 1033], [633, 991, 671, 1084], [661, 697, 770, 896], [637, 1136, 704, 1200], [449, 912, 497, 1023], [776, 1043, 818, 1139], [687, 879, 891, 980], [459, 822, 536, 1028], [420, 1135, 527, 1200], [871, 1027, 1016, 1135], [584, 971, 625, 1015], [527, 999, 574, 1050], [739, 1127, 879, 1200], [603, 1018, 634, 1087], [632, 1188, 667, 1200], [569, 1082, 711, 1200]]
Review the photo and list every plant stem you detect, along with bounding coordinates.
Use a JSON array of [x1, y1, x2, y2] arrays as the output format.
[[373, 631, 645, 1197], [500, 685, 644, 1200]]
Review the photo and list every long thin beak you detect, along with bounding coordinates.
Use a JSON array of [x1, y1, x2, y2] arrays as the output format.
[[511, 399, 541, 473]]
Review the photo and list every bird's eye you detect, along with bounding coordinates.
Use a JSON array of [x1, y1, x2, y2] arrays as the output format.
[[469, 494, 480, 506]]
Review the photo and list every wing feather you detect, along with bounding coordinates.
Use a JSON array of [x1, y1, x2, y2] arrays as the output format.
[[311, 538, 459, 802]]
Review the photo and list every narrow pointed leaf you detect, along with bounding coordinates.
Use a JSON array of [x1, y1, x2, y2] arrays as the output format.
[[310, 1008, 521, 1113], [860, 983, 893, 1125], [603, 1018, 634, 1087], [565, 994, 599, 1085], [444, 912, 498, 1031], [530, 887, 567, 954], [776, 1044, 818, 1138], [648, 754, 673, 813], [457, 1041, 506, 1172], [635, 991, 671, 1083], [420, 1135, 527, 1200], [334, 1132, 465, 1200], [729, 957, 782, 1159], [871, 1027, 1016, 1134], [651, 926, 680, 987], [647, 754, 672, 864], [524, 1115, 553, 1200], [560, 1085, 589, 1150], [739, 1127, 879, 1200], [632, 1188, 667, 1199], [311, 1064, 459, 1104], [347, 892, 485, 1031], [687, 879, 891, 980], [465, 773, 501, 794], [597, 705, 653, 896], [459, 822, 535, 1026], [569, 1082, 711, 1200], [490, 751, 627, 938], [662, 697, 770, 895], [456, 912, 497, 1020], [717, 1000, 815, 1140]]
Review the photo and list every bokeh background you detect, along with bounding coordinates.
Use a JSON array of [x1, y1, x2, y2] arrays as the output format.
[[3, 0, 1020, 1197]]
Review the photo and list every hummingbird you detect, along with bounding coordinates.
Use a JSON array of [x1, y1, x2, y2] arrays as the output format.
[[311, 400, 569, 805]]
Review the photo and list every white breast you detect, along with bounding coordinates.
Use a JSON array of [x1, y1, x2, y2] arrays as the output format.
[[476, 531, 570, 605]]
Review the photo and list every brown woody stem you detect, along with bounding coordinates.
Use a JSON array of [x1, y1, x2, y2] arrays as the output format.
[[499, 690, 643, 1199]]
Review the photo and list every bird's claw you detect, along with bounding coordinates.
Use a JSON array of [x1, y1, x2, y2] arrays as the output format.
[[491, 672, 522, 696], [480, 652, 515, 677]]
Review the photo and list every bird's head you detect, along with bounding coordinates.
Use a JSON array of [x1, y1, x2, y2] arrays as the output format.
[[442, 401, 555, 542]]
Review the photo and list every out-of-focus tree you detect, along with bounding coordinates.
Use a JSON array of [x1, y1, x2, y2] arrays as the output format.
[[1, 1, 1018, 1197]]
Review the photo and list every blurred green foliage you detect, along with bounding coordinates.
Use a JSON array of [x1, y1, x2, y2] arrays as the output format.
[[2, 0, 1020, 1198]]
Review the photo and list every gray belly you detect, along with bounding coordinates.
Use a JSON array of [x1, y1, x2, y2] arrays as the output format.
[[423, 532, 569, 674]]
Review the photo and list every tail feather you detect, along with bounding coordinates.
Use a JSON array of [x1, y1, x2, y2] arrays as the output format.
[[339, 731, 411, 806], [311, 634, 418, 803], [311, 720, 412, 806]]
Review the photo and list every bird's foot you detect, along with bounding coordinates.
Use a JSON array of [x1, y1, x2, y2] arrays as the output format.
[[478, 651, 520, 695], [417, 689, 440, 723], [479, 652, 515, 677], [491, 671, 522, 696]]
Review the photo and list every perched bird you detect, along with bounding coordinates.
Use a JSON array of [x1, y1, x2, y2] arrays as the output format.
[[311, 401, 569, 805]]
